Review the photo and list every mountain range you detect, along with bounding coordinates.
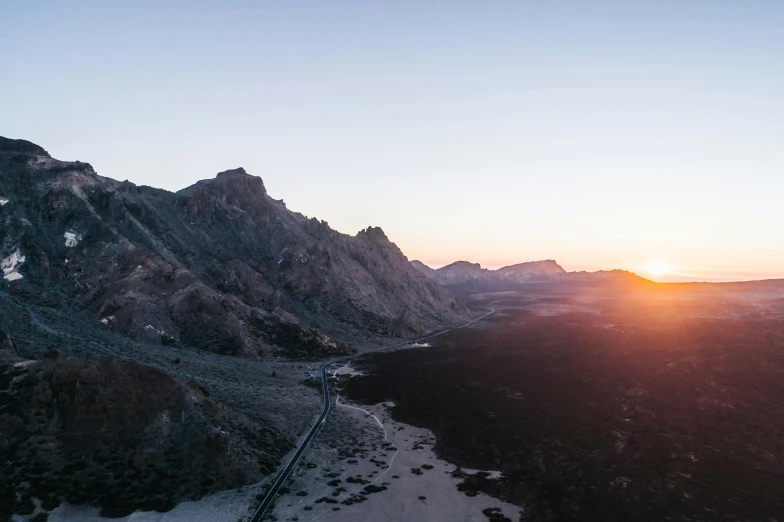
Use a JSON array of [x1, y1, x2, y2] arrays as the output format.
[[411, 259, 564, 284], [0, 136, 468, 360], [411, 259, 643, 286]]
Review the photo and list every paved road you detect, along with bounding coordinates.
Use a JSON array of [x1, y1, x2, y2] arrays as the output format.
[[248, 307, 495, 521], [248, 358, 335, 521]]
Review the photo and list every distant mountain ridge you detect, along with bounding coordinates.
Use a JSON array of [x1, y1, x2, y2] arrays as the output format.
[[411, 259, 567, 285], [411, 259, 647, 286], [0, 136, 469, 359]]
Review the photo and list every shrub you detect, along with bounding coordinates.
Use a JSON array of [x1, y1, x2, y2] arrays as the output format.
[[15, 494, 35, 515], [41, 494, 61, 511], [482, 507, 512, 522]]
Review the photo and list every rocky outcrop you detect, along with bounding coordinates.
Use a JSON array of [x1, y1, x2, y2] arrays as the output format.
[[0, 358, 290, 518], [0, 136, 468, 358], [0, 136, 50, 157], [495, 259, 566, 282]]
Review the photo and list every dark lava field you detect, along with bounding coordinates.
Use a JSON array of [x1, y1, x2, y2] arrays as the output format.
[[343, 281, 784, 521]]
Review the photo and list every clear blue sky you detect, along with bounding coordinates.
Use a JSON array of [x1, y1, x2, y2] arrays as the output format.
[[3, 1, 783, 280]]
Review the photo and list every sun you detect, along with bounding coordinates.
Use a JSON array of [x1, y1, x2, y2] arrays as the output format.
[[643, 259, 673, 276]]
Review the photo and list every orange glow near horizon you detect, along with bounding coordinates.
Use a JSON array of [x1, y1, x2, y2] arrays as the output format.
[[410, 253, 784, 283]]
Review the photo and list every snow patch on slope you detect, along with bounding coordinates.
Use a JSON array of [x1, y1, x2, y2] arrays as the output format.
[[64, 231, 82, 247], [0, 197, 8, 207], [145, 324, 167, 336], [1, 250, 26, 281]]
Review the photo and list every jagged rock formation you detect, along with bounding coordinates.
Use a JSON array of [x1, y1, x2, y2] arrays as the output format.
[[412, 259, 567, 285], [0, 358, 290, 518], [0, 137, 468, 358]]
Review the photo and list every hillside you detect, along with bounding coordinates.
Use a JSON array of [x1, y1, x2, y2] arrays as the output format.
[[0, 356, 291, 519]]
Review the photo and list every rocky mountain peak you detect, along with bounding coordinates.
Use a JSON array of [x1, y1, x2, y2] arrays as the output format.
[[410, 260, 436, 274], [211, 167, 267, 195], [356, 226, 391, 244], [424, 261, 490, 285], [180, 167, 266, 195], [216, 166, 251, 178], [177, 167, 269, 219], [0, 136, 51, 157], [497, 259, 566, 274], [446, 261, 483, 270]]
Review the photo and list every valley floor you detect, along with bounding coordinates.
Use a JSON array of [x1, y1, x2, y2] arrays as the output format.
[[271, 364, 520, 522], [340, 282, 784, 521], [38, 487, 260, 522]]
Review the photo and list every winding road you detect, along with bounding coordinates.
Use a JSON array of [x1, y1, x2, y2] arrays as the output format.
[[248, 307, 495, 521]]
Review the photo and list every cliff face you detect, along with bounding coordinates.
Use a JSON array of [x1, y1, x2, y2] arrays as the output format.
[[0, 137, 468, 358]]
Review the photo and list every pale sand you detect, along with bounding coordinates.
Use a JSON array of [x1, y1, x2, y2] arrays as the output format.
[[331, 363, 366, 378], [272, 383, 522, 522], [43, 486, 260, 522]]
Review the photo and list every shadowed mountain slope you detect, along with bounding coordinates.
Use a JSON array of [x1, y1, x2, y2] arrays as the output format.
[[0, 356, 291, 518]]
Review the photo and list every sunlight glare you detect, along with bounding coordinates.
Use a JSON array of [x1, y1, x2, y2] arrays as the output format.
[[643, 260, 673, 276]]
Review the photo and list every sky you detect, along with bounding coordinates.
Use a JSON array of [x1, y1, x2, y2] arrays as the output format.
[[3, 1, 783, 281]]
